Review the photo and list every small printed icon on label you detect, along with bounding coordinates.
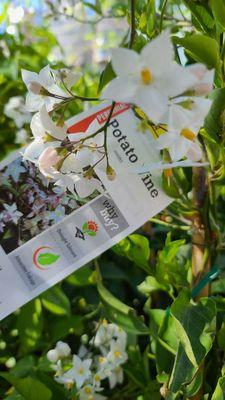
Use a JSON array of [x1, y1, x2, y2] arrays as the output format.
[[75, 220, 98, 240], [33, 246, 60, 270]]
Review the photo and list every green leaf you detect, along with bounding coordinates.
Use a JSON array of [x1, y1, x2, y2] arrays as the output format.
[[10, 356, 35, 379], [211, 376, 225, 400], [113, 234, 150, 273], [155, 310, 178, 375], [37, 253, 60, 266], [0, 374, 52, 400], [87, 230, 96, 236], [41, 286, 71, 316], [66, 265, 95, 286], [82, 222, 88, 231], [50, 316, 83, 343], [204, 88, 225, 139], [138, 276, 169, 296], [97, 280, 149, 335], [173, 34, 220, 69], [98, 62, 116, 93], [17, 299, 43, 354], [156, 234, 189, 289], [211, 0, 225, 31], [83, 0, 102, 15], [184, 0, 215, 32], [169, 290, 216, 393]]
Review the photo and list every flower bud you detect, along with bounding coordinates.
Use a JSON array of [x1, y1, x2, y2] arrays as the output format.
[[47, 349, 60, 363], [56, 341, 71, 358], [106, 165, 116, 181], [5, 357, 16, 369], [27, 81, 43, 95]]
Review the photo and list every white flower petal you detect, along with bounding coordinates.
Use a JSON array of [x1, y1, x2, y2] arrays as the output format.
[[25, 92, 43, 112], [186, 141, 202, 161], [21, 69, 39, 87], [39, 65, 55, 88], [30, 112, 44, 138], [169, 137, 189, 161], [141, 30, 174, 75], [39, 105, 67, 140], [111, 48, 141, 76], [23, 138, 46, 164], [101, 76, 138, 103], [135, 86, 168, 123], [156, 63, 197, 97], [61, 154, 83, 173]]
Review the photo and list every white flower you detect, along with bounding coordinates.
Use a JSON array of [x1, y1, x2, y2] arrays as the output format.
[[15, 129, 28, 144], [70, 119, 104, 170], [3, 203, 23, 224], [155, 98, 212, 161], [39, 105, 68, 140], [21, 65, 69, 112], [107, 339, 128, 368], [47, 341, 71, 364], [187, 64, 214, 96], [47, 349, 60, 363], [56, 341, 71, 358], [94, 320, 115, 348], [54, 173, 79, 195], [79, 385, 106, 400], [101, 31, 197, 123], [55, 68, 80, 89], [74, 175, 104, 198], [108, 366, 124, 389], [60, 355, 92, 389], [4, 96, 31, 128], [55, 173, 104, 198], [23, 106, 66, 164], [38, 147, 61, 178]]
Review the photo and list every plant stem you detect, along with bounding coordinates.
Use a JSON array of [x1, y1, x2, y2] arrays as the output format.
[[129, 0, 136, 49], [191, 166, 210, 400], [191, 166, 210, 297]]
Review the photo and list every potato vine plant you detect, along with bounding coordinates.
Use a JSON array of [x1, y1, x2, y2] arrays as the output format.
[[2, 0, 225, 399]]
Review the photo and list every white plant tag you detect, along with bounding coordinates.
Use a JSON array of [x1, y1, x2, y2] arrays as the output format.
[[0, 102, 172, 321]]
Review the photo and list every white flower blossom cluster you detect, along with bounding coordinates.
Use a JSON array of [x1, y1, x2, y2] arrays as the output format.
[[102, 30, 214, 166], [47, 320, 128, 400], [21, 31, 214, 198]]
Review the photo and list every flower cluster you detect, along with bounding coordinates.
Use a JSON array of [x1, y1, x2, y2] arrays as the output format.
[[47, 320, 128, 400], [22, 65, 106, 198], [102, 30, 214, 165], [21, 31, 214, 198]]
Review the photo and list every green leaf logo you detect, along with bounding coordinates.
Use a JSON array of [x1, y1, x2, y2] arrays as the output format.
[[37, 252, 60, 266], [87, 230, 96, 236], [82, 222, 88, 231]]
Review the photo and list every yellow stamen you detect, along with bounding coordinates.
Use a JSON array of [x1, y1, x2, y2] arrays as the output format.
[[102, 318, 108, 326], [180, 128, 195, 141], [78, 367, 84, 375], [141, 68, 152, 84], [99, 356, 106, 364], [164, 168, 173, 178], [95, 375, 101, 382], [84, 387, 91, 394], [66, 383, 74, 390], [114, 351, 121, 358]]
